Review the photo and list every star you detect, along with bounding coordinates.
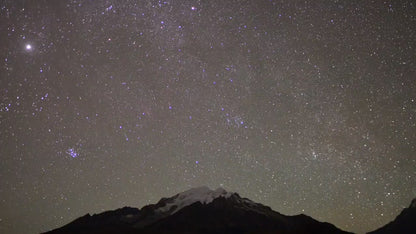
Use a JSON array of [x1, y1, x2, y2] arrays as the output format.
[[25, 44, 32, 51]]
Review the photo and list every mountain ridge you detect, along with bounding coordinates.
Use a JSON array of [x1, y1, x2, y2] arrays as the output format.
[[41, 186, 377, 234]]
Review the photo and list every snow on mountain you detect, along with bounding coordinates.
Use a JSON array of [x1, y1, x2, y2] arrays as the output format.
[[43, 186, 354, 234], [156, 186, 233, 214]]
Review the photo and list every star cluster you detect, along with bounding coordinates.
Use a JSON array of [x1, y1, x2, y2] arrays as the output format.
[[0, 1, 415, 233]]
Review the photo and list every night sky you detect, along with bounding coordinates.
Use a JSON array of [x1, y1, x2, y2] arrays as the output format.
[[1, 1, 415, 233]]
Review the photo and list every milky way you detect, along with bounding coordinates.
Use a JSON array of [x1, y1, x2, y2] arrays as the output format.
[[0, 1, 415, 233]]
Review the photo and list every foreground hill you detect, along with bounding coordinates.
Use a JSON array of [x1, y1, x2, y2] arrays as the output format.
[[367, 198, 416, 234]]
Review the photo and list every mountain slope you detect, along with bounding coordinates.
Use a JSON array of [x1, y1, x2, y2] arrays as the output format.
[[367, 198, 416, 234], [43, 186, 352, 234]]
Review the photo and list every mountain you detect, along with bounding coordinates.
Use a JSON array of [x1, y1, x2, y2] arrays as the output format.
[[367, 198, 416, 234], [42, 186, 352, 234]]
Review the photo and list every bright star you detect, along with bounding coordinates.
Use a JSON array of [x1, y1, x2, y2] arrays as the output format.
[[25, 44, 32, 50]]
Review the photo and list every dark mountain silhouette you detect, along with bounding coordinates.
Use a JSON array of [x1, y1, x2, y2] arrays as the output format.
[[42, 186, 352, 234], [367, 198, 416, 234]]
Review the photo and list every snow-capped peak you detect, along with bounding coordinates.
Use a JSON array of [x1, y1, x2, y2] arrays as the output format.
[[156, 186, 233, 214]]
